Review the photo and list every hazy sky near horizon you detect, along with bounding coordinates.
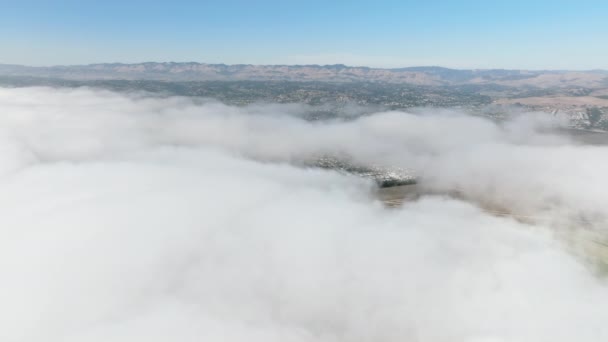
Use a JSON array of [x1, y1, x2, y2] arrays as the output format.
[[2, 0, 607, 69]]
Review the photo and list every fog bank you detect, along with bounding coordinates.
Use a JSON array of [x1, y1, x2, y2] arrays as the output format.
[[1, 87, 607, 342]]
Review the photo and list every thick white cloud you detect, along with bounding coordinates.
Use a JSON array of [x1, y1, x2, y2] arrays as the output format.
[[0, 87, 607, 342]]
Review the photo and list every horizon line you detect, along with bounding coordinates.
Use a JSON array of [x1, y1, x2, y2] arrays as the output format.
[[2, 61, 607, 73]]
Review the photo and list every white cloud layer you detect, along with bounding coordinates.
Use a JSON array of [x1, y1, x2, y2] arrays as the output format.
[[1, 87, 607, 342]]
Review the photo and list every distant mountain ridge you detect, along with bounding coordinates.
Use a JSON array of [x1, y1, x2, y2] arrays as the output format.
[[1, 62, 607, 88]]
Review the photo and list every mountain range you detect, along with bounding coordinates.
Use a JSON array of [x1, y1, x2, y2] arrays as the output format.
[[1, 62, 607, 88]]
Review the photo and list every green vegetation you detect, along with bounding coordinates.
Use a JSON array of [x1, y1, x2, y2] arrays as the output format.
[[0, 76, 492, 110], [587, 107, 604, 127]]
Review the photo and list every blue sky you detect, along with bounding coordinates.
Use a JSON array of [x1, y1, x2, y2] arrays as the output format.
[[1, 0, 607, 69]]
